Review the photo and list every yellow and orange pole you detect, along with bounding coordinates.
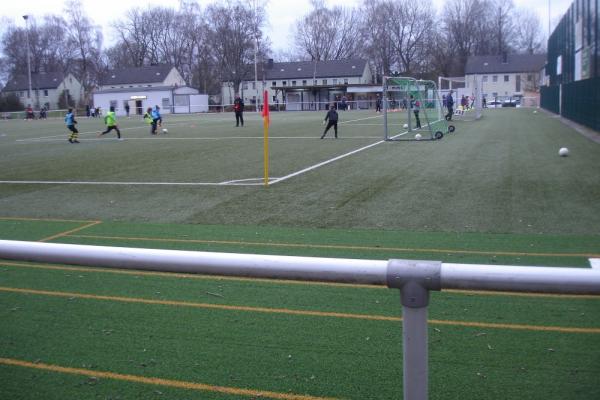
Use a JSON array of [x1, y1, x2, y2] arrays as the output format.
[[262, 90, 270, 186]]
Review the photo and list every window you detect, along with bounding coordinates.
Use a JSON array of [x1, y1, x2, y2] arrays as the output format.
[[272, 81, 277, 86], [344, 79, 348, 84], [504, 75, 509, 82], [313, 80, 317, 85], [110, 100, 118, 109], [19, 91, 24, 97], [43, 90, 48, 97], [242, 82, 248, 90], [252, 82, 256, 90], [333, 79, 338, 84], [292, 81, 296, 86], [282, 81, 287, 86], [162, 98, 170, 109], [483, 75, 488, 82], [322, 79, 327, 85], [302, 80, 307, 86], [527, 74, 533, 82], [492, 75, 498, 82]]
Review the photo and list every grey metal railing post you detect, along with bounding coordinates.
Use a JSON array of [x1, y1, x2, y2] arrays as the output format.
[[387, 259, 442, 400]]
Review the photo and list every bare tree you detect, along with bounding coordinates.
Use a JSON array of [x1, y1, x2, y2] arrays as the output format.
[[293, 0, 362, 61], [64, 0, 104, 103], [359, 0, 397, 80], [390, 1, 435, 75], [206, 1, 269, 94], [513, 8, 545, 54], [489, 0, 515, 55]]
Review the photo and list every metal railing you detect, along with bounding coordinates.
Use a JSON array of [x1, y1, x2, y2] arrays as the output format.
[[1, 239, 599, 400]]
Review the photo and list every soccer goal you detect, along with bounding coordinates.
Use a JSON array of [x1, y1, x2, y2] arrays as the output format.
[[383, 76, 455, 141], [438, 76, 483, 121]]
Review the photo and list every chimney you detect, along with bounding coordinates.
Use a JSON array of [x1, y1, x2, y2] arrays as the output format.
[[267, 59, 274, 69]]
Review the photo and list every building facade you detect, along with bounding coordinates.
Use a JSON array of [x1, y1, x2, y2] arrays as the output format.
[[93, 65, 206, 115], [465, 54, 547, 104], [1, 72, 82, 110], [222, 59, 376, 110]]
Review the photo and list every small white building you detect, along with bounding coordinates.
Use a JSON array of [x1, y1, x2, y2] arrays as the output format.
[[1, 72, 82, 110], [93, 65, 207, 116]]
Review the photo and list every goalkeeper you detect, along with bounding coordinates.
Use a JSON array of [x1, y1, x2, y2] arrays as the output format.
[[320, 105, 339, 139]]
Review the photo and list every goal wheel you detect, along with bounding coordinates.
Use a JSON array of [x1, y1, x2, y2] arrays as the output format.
[[445, 115, 451, 121], [435, 131, 444, 140], [448, 125, 455, 133]]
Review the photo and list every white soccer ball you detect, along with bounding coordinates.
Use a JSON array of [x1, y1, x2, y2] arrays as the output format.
[[558, 147, 569, 157], [403, 123, 408, 129], [415, 133, 422, 140], [533, 110, 538, 114], [162, 128, 168, 133]]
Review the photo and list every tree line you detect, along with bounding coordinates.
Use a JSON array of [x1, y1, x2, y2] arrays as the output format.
[[0, 0, 545, 106]]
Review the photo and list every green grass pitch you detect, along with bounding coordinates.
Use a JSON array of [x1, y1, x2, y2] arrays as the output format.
[[0, 108, 599, 399]]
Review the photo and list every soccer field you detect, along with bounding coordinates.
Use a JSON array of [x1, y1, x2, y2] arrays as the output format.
[[0, 108, 599, 399], [1, 108, 599, 233]]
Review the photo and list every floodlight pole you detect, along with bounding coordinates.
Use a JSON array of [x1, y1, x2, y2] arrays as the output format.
[[23, 15, 33, 105]]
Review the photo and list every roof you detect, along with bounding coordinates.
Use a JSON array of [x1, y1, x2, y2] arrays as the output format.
[[465, 54, 546, 74], [94, 86, 196, 94], [3, 72, 66, 91], [99, 65, 175, 86], [260, 59, 367, 80]]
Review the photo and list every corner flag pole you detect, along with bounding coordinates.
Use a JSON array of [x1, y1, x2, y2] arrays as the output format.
[[262, 90, 270, 186]]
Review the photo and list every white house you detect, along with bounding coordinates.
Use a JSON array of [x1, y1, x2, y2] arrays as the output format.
[[222, 59, 376, 110], [1, 72, 82, 110], [93, 65, 207, 116], [464, 54, 547, 102]]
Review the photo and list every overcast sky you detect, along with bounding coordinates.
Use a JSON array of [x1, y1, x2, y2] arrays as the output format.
[[0, 0, 573, 53]]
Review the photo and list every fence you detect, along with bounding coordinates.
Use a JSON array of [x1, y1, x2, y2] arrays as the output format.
[[540, 77, 600, 131], [1, 240, 599, 400]]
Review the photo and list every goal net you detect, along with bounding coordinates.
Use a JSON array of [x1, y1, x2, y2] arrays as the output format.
[[383, 77, 454, 141]]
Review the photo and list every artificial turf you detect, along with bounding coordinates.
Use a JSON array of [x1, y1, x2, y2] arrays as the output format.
[[0, 108, 599, 399]]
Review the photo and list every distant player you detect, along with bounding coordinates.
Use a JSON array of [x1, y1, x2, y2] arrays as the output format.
[[233, 94, 244, 127], [144, 107, 157, 135], [375, 94, 382, 113], [320, 104, 339, 139], [65, 108, 79, 143], [98, 106, 122, 139], [445, 90, 454, 121], [410, 95, 422, 129]]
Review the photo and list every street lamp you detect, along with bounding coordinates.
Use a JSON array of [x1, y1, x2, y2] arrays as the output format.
[[23, 15, 33, 105]]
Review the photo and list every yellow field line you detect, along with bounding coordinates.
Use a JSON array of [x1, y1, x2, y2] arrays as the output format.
[[1, 260, 599, 300], [39, 221, 102, 242], [0, 358, 339, 400], [1, 286, 598, 334], [0, 216, 97, 223], [67, 233, 600, 259]]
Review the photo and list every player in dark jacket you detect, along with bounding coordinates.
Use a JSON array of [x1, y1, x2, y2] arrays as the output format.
[[445, 90, 455, 121], [321, 105, 339, 139], [233, 95, 244, 127]]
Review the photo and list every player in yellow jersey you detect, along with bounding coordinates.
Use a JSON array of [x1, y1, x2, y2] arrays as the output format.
[[98, 106, 122, 139]]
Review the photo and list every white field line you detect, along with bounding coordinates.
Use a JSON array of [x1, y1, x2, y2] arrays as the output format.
[[0, 180, 254, 186], [590, 259, 600, 269], [15, 136, 383, 143], [2, 115, 433, 187], [270, 118, 443, 185]]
